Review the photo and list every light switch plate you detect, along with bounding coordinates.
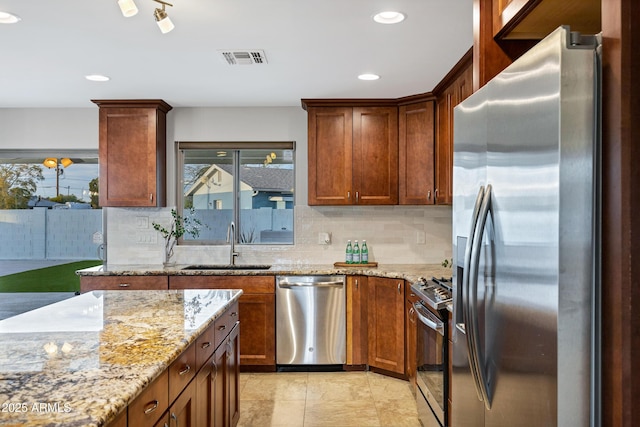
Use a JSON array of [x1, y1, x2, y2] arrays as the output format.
[[416, 231, 426, 245]]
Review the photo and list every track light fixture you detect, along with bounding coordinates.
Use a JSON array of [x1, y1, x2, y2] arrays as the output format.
[[117, 0, 174, 34], [153, 0, 174, 34]]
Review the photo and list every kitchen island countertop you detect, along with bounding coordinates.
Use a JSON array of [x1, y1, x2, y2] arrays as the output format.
[[76, 263, 452, 284], [0, 288, 242, 426]]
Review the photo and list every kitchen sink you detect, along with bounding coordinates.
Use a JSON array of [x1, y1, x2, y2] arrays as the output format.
[[181, 264, 272, 271]]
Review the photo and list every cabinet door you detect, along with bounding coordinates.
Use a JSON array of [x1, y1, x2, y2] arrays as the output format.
[[226, 325, 240, 427], [307, 107, 353, 205], [95, 101, 170, 207], [405, 287, 420, 393], [346, 276, 368, 366], [168, 379, 196, 427], [238, 293, 275, 367], [212, 343, 227, 427], [128, 371, 169, 427], [352, 107, 399, 205], [435, 88, 453, 205], [195, 355, 215, 427], [367, 277, 405, 375], [399, 101, 436, 205]]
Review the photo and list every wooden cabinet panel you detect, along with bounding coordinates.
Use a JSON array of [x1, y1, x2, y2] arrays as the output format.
[[435, 61, 473, 205], [352, 107, 399, 205], [306, 105, 398, 205], [307, 107, 353, 205], [108, 409, 127, 427], [226, 325, 240, 426], [168, 379, 196, 427], [346, 276, 368, 366], [169, 275, 274, 293], [399, 101, 436, 205], [405, 286, 420, 393], [92, 100, 172, 207], [128, 371, 169, 427], [367, 277, 405, 375], [238, 293, 275, 367], [195, 322, 216, 372], [80, 275, 169, 292]]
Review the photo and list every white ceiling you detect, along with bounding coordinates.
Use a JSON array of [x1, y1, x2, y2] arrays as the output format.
[[0, 0, 473, 108]]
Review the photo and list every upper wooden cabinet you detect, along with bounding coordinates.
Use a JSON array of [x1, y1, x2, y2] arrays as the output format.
[[92, 99, 172, 207], [399, 100, 436, 205], [434, 53, 473, 205], [305, 102, 399, 205]]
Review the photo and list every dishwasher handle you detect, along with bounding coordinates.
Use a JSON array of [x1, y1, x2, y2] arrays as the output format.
[[279, 281, 344, 288]]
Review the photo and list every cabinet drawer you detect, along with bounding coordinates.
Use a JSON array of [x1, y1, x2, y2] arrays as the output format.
[[128, 370, 169, 427], [168, 343, 196, 403], [80, 275, 168, 292], [195, 322, 216, 372], [169, 275, 275, 293], [215, 301, 239, 349]]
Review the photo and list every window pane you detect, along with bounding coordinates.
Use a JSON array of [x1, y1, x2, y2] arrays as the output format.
[[180, 145, 294, 245], [182, 150, 233, 242], [239, 149, 294, 244]]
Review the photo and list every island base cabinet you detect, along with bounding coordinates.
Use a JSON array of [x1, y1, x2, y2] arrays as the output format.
[[197, 323, 240, 427]]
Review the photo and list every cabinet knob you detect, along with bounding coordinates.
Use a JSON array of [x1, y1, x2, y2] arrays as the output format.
[[218, 325, 226, 331], [201, 342, 211, 349], [178, 364, 191, 376]]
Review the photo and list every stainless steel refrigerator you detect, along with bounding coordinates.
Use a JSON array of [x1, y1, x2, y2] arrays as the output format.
[[451, 26, 600, 427]]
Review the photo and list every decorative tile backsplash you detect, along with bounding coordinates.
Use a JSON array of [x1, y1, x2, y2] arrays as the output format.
[[105, 205, 452, 265]]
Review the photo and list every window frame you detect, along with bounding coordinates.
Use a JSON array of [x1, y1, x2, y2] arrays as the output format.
[[175, 141, 295, 246]]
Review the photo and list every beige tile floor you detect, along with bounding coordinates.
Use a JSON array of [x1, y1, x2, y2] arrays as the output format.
[[238, 371, 421, 427]]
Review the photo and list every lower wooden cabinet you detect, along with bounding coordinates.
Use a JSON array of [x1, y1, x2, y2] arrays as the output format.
[[346, 276, 368, 366], [169, 275, 276, 369], [110, 304, 240, 427], [405, 285, 420, 392], [367, 277, 406, 375]]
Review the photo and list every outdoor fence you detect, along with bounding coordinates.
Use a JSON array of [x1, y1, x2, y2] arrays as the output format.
[[0, 209, 102, 260]]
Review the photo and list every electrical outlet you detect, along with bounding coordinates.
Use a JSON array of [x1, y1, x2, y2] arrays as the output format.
[[416, 231, 426, 245], [318, 232, 331, 245]]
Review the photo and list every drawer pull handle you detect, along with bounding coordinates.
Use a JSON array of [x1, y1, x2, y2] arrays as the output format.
[[171, 412, 178, 427], [230, 312, 237, 317], [119, 283, 130, 288], [143, 399, 159, 414], [200, 342, 211, 349], [178, 365, 191, 376], [218, 325, 226, 331]]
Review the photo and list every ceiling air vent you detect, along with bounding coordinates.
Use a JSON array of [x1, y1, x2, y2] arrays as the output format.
[[218, 49, 268, 65]]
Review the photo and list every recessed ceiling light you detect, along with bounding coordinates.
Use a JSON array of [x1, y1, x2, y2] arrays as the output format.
[[358, 74, 380, 81], [0, 11, 21, 24], [373, 11, 406, 24], [85, 75, 110, 82]]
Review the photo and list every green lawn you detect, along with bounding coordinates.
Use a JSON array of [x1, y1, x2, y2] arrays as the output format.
[[0, 260, 102, 293]]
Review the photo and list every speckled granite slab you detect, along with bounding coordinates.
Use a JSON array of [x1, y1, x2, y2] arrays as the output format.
[[0, 289, 242, 426], [77, 263, 453, 285]]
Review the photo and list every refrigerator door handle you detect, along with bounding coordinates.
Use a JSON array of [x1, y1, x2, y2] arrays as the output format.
[[468, 184, 493, 409], [462, 185, 486, 402]]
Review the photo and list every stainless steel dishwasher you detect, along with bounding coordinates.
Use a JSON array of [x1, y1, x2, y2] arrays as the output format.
[[276, 275, 346, 365]]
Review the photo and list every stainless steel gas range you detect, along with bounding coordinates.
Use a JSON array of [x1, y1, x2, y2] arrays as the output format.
[[411, 277, 453, 427]]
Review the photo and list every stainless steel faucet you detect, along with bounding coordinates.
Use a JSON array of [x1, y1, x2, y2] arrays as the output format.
[[227, 221, 239, 265]]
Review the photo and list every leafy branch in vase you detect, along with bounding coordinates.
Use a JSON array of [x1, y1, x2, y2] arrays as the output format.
[[152, 208, 204, 263]]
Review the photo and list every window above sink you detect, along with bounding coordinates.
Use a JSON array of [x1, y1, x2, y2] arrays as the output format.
[[176, 141, 295, 246]]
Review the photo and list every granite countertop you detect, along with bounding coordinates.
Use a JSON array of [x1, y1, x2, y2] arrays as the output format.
[[77, 263, 453, 284], [0, 289, 242, 426]]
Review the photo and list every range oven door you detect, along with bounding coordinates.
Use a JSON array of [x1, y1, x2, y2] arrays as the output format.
[[414, 301, 447, 427]]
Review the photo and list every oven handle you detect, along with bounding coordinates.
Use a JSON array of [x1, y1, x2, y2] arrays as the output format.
[[413, 302, 444, 336]]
